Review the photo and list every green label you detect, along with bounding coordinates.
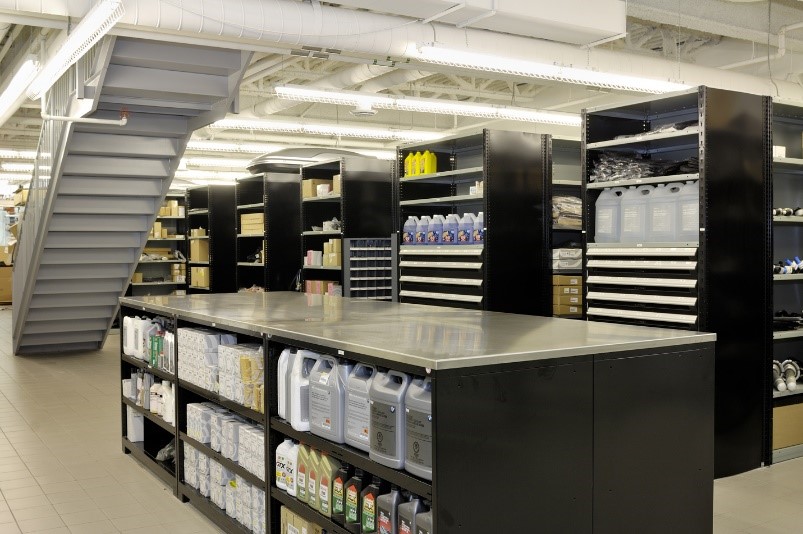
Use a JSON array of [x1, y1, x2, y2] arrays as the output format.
[[345, 485, 359, 523], [333, 478, 344, 513], [362, 494, 376, 532]]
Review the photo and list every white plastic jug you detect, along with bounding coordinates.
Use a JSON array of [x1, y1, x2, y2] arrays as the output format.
[[277, 348, 292, 420], [289, 350, 320, 432], [619, 185, 654, 243], [402, 216, 418, 245], [415, 217, 430, 245], [473, 212, 485, 244], [594, 187, 625, 243], [285, 441, 300, 497], [427, 215, 444, 245], [676, 181, 700, 243], [404, 377, 433, 481], [458, 213, 475, 244], [275, 438, 294, 491], [345, 364, 376, 452], [647, 183, 683, 242], [369, 370, 412, 469], [443, 214, 459, 245], [309, 357, 353, 443]]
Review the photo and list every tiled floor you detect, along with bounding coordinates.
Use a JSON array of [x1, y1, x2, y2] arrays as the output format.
[[1, 308, 803, 533], [0, 309, 222, 534]]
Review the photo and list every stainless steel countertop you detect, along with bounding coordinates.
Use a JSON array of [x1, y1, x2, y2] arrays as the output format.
[[120, 292, 716, 370]]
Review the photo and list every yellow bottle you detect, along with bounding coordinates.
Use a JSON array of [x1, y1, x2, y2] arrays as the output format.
[[411, 152, 422, 176], [403, 152, 413, 177], [425, 150, 437, 174], [420, 150, 430, 175]]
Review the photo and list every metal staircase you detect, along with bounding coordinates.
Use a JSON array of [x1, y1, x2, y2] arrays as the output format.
[[12, 36, 251, 355]]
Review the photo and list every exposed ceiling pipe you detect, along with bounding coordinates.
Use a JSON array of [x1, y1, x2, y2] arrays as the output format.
[[0, 0, 802, 100], [0, 24, 22, 66], [0, 22, 11, 48], [722, 21, 803, 70], [242, 55, 296, 85], [361, 69, 434, 93]]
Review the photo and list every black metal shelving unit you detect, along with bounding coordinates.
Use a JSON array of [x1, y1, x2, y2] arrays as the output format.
[[396, 129, 552, 315], [186, 185, 236, 293], [551, 138, 584, 317], [582, 86, 771, 477], [300, 157, 393, 295]]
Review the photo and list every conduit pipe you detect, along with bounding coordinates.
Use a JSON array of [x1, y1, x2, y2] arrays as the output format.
[[0, 0, 802, 100], [722, 22, 803, 70]]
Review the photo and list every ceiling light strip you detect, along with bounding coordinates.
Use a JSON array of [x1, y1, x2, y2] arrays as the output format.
[[208, 119, 443, 142]]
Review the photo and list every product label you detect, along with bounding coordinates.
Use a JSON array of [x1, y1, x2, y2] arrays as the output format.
[[318, 372, 330, 385], [426, 230, 438, 244], [622, 206, 643, 234], [400, 518, 413, 534], [346, 485, 359, 523], [298, 384, 309, 422], [275, 456, 287, 486], [347, 393, 371, 445], [297, 469, 307, 500], [441, 229, 456, 244], [416, 526, 430, 534], [287, 525, 299, 534], [308, 471, 318, 507], [319, 479, 330, 514], [651, 205, 671, 233], [457, 228, 471, 243], [472, 227, 484, 243], [378, 509, 392, 534], [310, 386, 333, 431], [362, 494, 376, 532], [403, 231, 415, 244], [371, 401, 398, 457], [333, 477, 345, 513], [285, 462, 295, 490], [596, 207, 613, 234], [415, 231, 426, 244], [681, 203, 698, 232], [406, 409, 433, 469]]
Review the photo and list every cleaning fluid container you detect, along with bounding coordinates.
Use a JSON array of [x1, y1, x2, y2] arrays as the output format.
[[369, 370, 412, 469], [346, 364, 376, 452], [411, 152, 422, 176], [458, 213, 475, 244], [676, 181, 700, 243], [318, 453, 342, 517], [473, 212, 485, 244], [427, 215, 443, 245], [402, 216, 419, 245], [425, 151, 437, 174], [415, 502, 433, 534], [310, 356, 353, 443], [647, 183, 682, 243], [377, 485, 403, 534], [619, 185, 654, 243], [345, 469, 366, 533], [415, 217, 430, 245], [296, 444, 311, 503], [332, 463, 354, 525], [290, 350, 320, 432], [277, 348, 293, 420], [398, 496, 425, 534], [307, 449, 322, 510], [419, 151, 431, 175], [405, 378, 433, 480], [442, 214, 459, 245], [594, 187, 625, 243], [123, 316, 136, 356], [361, 476, 390, 534], [275, 438, 294, 491], [403, 153, 413, 177], [285, 441, 300, 497]]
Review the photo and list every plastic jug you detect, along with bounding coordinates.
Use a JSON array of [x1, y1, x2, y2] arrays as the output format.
[[290, 350, 320, 432], [402, 216, 418, 245], [296, 444, 311, 503], [307, 449, 322, 510], [405, 378, 433, 481], [346, 364, 376, 452], [419, 151, 431, 175], [425, 151, 437, 174], [318, 453, 342, 517], [333, 463, 354, 525], [647, 183, 682, 243], [619, 185, 654, 243], [473, 212, 485, 244], [415, 217, 430, 245], [403, 153, 413, 177], [594, 187, 625, 243], [411, 152, 422, 176], [275, 438, 294, 491], [370, 370, 412, 469], [442, 214, 459, 245], [361, 476, 389, 533], [123, 316, 137, 356], [377, 485, 403, 534], [277, 348, 293, 420], [427, 215, 444, 245], [285, 441, 300, 497], [415, 503, 433, 534], [310, 356, 353, 443], [676, 181, 700, 243], [398, 496, 425, 534], [457, 213, 475, 244], [345, 468, 366, 533]]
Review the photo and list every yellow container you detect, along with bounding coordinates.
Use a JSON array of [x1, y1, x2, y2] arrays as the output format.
[[403, 153, 413, 177], [425, 150, 437, 174], [411, 152, 422, 176]]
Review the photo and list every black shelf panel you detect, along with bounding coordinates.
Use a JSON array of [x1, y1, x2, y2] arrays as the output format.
[[178, 379, 266, 425], [179, 432, 265, 489], [123, 437, 176, 489], [121, 354, 175, 382], [270, 417, 432, 499], [122, 396, 175, 434], [179, 483, 252, 534], [271, 488, 350, 534]]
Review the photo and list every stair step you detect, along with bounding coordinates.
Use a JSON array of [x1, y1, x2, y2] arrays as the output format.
[[102, 64, 229, 103], [26, 306, 117, 322], [58, 176, 165, 197], [37, 263, 131, 280], [50, 213, 151, 232], [39, 249, 137, 265], [111, 38, 244, 76], [52, 195, 158, 215], [32, 278, 126, 295], [23, 318, 110, 335], [19, 331, 103, 348], [98, 97, 209, 115], [61, 155, 171, 178], [29, 292, 120, 309], [17, 340, 102, 354], [75, 111, 188, 137], [69, 132, 179, 157], [43, 231, 143, 249]]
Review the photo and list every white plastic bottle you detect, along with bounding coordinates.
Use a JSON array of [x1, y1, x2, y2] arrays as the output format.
[[594, 187, 625, 243], [427, 215, 444, 245], [619, 185, 654, 243], [457, 213, 475, 244], [443, 214, 459, 245], [290, 350, 320, 432], [646, 183, 682, 243], [402, 216, 419, 245], [149, 383, 162, 415], [473, 212, 485, 244], [162, 382, 174, 425], [285, 441, 300, 497], [415, 217, 431, 245], [277, 348, 292, 420], [275, 438, 293, 491]]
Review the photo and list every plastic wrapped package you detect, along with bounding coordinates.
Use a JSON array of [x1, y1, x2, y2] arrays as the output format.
[[226, 482, 238, 519], [199, 469, 211, 497], [552, 195, 583, 229], [222, 419, 244, 461], [211, 483, 226, 510], [252, 487, 266, 534], [236, 476, 253, 530]]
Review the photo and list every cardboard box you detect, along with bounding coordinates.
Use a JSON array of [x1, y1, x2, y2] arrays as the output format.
[[190, 239, 209, 262], [8, 223, 18, 240], [553, 259, 582, 271], [302, 179, 332, 199], [557, 294, 583, 306], [241, 224, 263, 235], [774, 403, 803, 449], [191, 267, 210, 288], [0, 266, 11, 302], [161, 228, 169, 238], [240, 213, 264, 227], [131, 272, 143, 283], [144, 246, 171, 257], [553, 275, 582, 286], [190, 228, 207, 237], [774, 145, 787, 159], [333, 174, 341, 194], [553, 285, 582, 296], [151, 222, 162, 238], [13, 188, 27, 206], [553, 304, 582, 317], [0, 240, 15, 266]]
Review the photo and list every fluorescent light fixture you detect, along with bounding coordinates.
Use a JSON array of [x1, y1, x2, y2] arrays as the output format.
[[186, 140, 282, 154], [174, 170, 245, 181], [209, 119, 444, 142], [0, 173, 33, 182], [274, 85, 581, 127], [411, 45, 692, 94], [0, 59, 39, 126], [182, 157, 252, 169], [0, 149, 38, 159], [26, 0, 125, 99], [0, 162, 50, 172]]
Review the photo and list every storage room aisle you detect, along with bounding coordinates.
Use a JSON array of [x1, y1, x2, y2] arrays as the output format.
[[0, 309, 222, 534]]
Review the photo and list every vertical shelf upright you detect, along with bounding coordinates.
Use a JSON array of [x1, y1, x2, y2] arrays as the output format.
[[235, 172, 301, 292], [300, 157, 393, 294], [551, 138, 584, 317], [582, 87, 771, 477], [396, 129, 552, 315], [186, 185, 236, 293]]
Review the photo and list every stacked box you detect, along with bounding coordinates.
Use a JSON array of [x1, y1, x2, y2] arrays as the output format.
[[190, 239, 210, 262], [240, 213, 264, 235], [302, 178, 332, 198], [198, 450, 211, 497], [552, 274, 583, 317], [184, 443, 198, 489], [252, 487, 267, 534], [218, 344, 264, 412], [552, 248, 582, 272], [226, 481, 238, 519], [177, 328, 236, 392], [222, 419, 244, 462], [239, 425, 266, 481], [236, 475, 253, 530]]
